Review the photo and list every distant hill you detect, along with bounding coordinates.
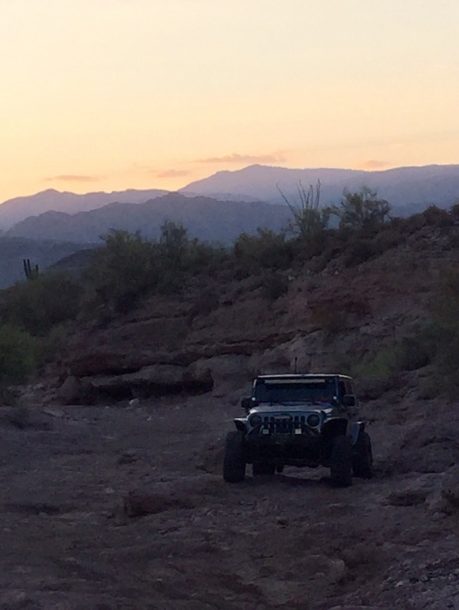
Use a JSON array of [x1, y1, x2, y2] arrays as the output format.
[[0, 188, 168, 230], [7, 193, 293, 244], [0, 237, 89, 288], [182, 164, 459, 213]]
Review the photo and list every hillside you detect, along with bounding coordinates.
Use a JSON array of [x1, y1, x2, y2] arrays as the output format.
[[1, 209, 458, 609], [7, 193, 292, 244], [0, 237, 88, 288], [183, 163, 459, 213], [0, 188, 168, 230]]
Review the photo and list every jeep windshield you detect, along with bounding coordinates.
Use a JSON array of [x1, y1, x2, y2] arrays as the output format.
[[254, 378, 336, 404]]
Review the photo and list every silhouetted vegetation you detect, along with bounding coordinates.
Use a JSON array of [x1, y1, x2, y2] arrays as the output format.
[[0, 192, 457, 394], [234, 229, 293, 272], [328, 187, 391, 232], [0, 325, 37, 385], [0, 273, 81, 335]]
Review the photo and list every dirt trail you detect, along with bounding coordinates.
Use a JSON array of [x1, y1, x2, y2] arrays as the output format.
[[0, 396, 458, 610]]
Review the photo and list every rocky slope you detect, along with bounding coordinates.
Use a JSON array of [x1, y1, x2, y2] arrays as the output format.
[[2, 219, 458, 609], [43, 218, 455, 403]]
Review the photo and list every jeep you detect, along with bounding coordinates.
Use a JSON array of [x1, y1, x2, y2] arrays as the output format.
[[223, 373, 373, 486]]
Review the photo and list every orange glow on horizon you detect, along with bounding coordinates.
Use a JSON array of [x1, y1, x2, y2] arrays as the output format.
[[0, 0, 458, 201]]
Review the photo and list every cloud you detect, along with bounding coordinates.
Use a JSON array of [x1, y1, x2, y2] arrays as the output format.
[[45, 174, 101, 182], [361, 160, 391, 170], [153, 169, 190, 179], [196, 152, 286, 164]]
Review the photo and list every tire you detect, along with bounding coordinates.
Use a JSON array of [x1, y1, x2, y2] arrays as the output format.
[[223, 432, 246, 483], [352, 431, 373, 479], [252, 462, 275, 476], [330, 435, 353, 487]]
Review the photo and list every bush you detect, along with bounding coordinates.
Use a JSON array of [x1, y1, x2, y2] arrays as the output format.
[[0, 325, 37, 385], [328, 188, 391, 232], [234, 229, 293, 271], [1, 273, 81, 335], [344, 239, 378, 267], [310, 303, 347, 337], [85, 230, 159, 311], [85, 225, 229, 311], [261, 273, 289, 301], [421, 205, 453, 227]]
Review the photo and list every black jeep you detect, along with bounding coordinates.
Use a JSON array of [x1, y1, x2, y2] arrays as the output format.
[[223, 374, 373, 486]]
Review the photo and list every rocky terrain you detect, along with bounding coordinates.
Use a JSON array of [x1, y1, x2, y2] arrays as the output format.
[[1, 218, 458, 609]]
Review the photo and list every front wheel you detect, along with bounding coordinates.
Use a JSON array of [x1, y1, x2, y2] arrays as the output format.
[[352, 431, 373, 478], [330, 435, 353, 487], [223, 432, 246, 483]]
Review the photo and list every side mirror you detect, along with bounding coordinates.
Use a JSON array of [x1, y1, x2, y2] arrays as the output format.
[[241, 397, 252, 412], [342, 394, 356, 407]]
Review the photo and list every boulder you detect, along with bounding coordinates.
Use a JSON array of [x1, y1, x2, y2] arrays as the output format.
[[57, 376, 95, 405], [121, 490, 195, 518], [82, 362, 214, 400], [189, 354, 249, 395]]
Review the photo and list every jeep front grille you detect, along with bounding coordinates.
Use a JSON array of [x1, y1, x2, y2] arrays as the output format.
[[262, 415, 306, 434]]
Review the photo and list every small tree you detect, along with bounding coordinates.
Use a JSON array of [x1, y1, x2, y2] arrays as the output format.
[[86, 230, 158, 311], [329, 188, 391, 232], [159, 220, 189, 269]]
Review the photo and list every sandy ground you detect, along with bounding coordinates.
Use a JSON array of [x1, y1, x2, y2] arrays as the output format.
[[0, 396, 458, 610]]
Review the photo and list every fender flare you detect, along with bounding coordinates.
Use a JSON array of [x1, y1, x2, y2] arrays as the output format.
[[350, 421, 365, 446], [234, 418, 247, 433]]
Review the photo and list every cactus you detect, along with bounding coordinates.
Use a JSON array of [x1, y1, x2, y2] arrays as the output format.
[[23, 258, 39, 281]]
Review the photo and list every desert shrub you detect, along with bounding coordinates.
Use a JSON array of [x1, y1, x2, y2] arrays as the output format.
[[426, 271, 459, 395], [234, 229, 293, 271], [421, 205, 453, 227], [449, 202, 459, 221], [86, 224, 228, 310], [396, 335, 432, 371], [37, 323, 70, 364], [261, 273, 289, 301], [328, 188, 391, 232], [85, 230, 159, 311], [1, 273, 81, 335], [448, 231, 459, 250], [0, 324, 37, 385], [343, 238, 378, 267], [186, 240, 227, 272], [310, 303, 347, 337], [372, 221, 405, 254]]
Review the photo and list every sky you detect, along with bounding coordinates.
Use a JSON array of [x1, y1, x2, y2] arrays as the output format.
[[1, 0, 458, 201]]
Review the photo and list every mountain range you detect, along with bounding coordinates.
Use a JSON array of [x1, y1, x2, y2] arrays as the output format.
[[1, 163, 459, 287], [6, 193, 292, 244], [0, 188, 167, 230], [182, 164, 459, 213], [2, 164, 459, 236]]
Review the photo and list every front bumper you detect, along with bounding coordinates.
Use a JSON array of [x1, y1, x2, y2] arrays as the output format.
[[244, 432, 322, 466]]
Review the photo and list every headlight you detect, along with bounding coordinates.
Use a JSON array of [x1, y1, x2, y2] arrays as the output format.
[[307, 413, 321, 427], [249, 414, 262, 427]]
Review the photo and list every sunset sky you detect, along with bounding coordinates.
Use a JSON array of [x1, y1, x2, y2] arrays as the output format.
[[1, 0, 458, 201]]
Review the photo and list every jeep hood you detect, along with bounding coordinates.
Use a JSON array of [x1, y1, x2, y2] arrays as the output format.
[[250, 403, 334, 415]]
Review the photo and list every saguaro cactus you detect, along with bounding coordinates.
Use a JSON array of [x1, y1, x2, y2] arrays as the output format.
[[23, 258, 39, 280]]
